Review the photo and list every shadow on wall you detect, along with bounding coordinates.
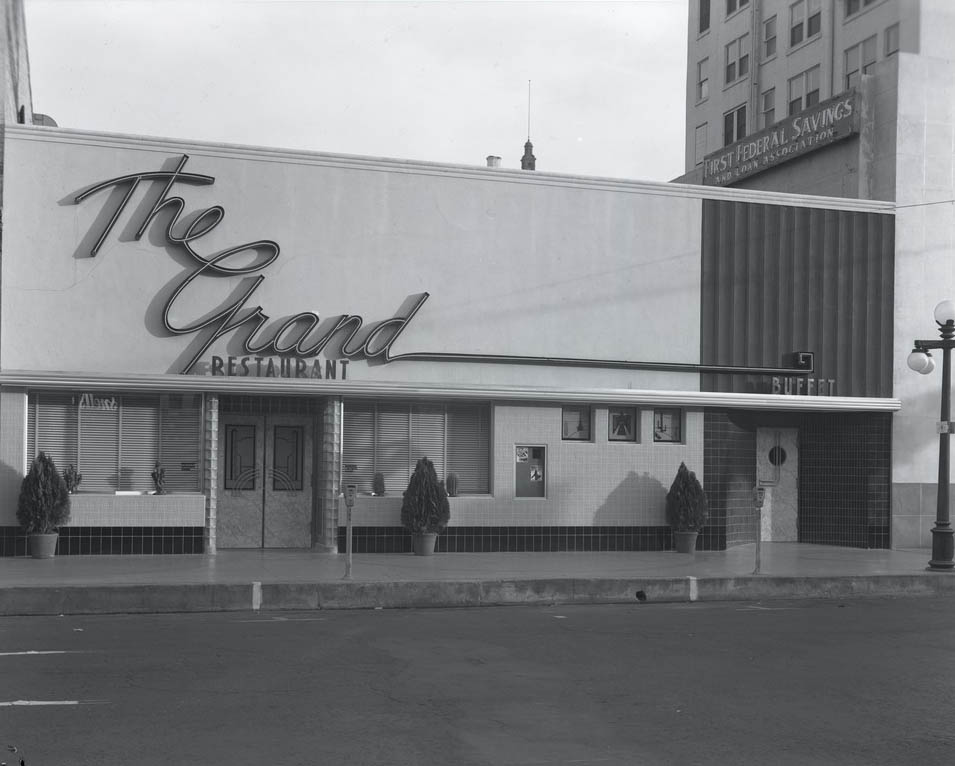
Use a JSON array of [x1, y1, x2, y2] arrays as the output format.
[[0, 460, 25, 525], [593, 471, 667, 526]]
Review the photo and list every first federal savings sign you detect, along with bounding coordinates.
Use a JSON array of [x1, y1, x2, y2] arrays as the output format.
[[703, 91, 858, 186]]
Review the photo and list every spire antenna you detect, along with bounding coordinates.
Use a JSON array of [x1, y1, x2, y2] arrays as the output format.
[[521, 80, 536, 171]]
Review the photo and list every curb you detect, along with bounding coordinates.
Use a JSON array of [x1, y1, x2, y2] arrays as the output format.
[[1, 574, 954, 616]]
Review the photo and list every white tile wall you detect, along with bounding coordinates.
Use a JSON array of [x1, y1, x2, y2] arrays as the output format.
[[348, 403, 705, 528], [67, 493, 206, 527]]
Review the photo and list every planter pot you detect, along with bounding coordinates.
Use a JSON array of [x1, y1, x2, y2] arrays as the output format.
[[673, 530, 699, 554], [413, 532, 438, 556], [29, 533, 59, 559]]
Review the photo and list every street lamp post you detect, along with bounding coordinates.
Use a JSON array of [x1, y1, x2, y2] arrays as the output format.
[[907, 300, 955, 570]]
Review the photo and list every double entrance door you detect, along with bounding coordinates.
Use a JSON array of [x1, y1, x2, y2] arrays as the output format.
[[217, 413, 315, 548]]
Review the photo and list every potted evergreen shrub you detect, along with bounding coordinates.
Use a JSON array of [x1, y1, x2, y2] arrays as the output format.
[[17, 452, 72, 559], [400, 456, 450, 556], [665, 462, 708, 554]]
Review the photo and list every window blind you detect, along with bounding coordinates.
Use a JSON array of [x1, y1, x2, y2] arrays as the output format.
[[342, 401, 375, 492], [411, 404, 446, 482], [159, 394, 202, 492], [30, 393, 78, 472], [376, 403, 412, 495], [447, 404, 490, 494], [342, 400, 490, 495], [27, 391, 202, 493]]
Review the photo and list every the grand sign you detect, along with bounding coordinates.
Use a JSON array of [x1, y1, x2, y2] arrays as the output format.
[[703, 91, 857, 187], [71, 153, 819, 386], [74, 155, 427, 374]]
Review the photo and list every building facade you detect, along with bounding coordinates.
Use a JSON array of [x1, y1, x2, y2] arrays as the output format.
[[0, 125, 897, 555], [0, 0, 907, 556], [678, 0, 955, 549]]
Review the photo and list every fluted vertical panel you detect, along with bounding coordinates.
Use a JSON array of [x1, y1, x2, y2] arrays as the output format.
[[701, 200, 894, 398]]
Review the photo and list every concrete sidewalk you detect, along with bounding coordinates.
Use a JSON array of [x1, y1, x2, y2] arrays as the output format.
[[0, 544, 953, 615]]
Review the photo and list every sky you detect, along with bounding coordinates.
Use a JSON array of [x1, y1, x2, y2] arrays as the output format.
[[24, 0, 689, 182]]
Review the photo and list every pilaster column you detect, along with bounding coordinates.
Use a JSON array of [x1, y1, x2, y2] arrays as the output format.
[[315, 396, 342, 552], [203, 393, 219, 555]]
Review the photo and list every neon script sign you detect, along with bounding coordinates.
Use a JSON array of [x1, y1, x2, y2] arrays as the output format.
[[74, 155, 427, 374]]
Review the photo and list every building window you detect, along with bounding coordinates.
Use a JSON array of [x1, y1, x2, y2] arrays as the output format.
[[27, 391, 203, 493], [726, 0, 749, 16], [342, 400, 490, 495], [723, 103, 746, 146], [561, 405, 592, 441], [763, 16, 777, 59], [885, 23, 900, 56], [696, 58, 709, 101], [653, 409, 683, 443], [760, 88, 776, 128], [608, 407, 639, 442], [788, 65, 820, 115], [846, 0, 878, 17], [790, 0, 821, 47], [725, 34, 750, 84], [694, 123, 708, 165], [699, 0, 710, 33], [845, 35, 877, 90]]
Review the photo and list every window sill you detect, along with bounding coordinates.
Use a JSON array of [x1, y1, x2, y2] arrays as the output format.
[[722, 78, 750, 93], [725, 6, 751, 23], [788, 34, 821, 55], [843, 0, 886, 25]]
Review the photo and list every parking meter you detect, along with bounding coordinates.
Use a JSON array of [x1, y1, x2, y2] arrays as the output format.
[[753, 486, 766, 574], [343, 485, 357, 579]]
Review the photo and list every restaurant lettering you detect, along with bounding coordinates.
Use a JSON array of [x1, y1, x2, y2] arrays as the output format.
[[704, 92, 856, 186], [770, 376, 836, 396], [74, 155, 427, 374], [208, 355, 347, 379]]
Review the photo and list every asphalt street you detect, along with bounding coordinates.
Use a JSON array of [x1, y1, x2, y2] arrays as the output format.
[[2, 597, 954, 766]]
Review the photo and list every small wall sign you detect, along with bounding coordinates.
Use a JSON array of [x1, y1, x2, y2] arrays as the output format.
[[770, 376, 836, 396]]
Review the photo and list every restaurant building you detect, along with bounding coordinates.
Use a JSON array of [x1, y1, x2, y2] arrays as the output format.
[[0, 124, 897, 555]]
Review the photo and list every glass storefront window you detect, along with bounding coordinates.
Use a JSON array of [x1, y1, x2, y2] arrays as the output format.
[[27, 391, 203, 493]]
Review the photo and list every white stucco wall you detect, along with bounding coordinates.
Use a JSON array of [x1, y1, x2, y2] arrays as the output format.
[[1, 127, 705, 393], [890, 2, 955, 545], [892, 54, 955, 484]]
